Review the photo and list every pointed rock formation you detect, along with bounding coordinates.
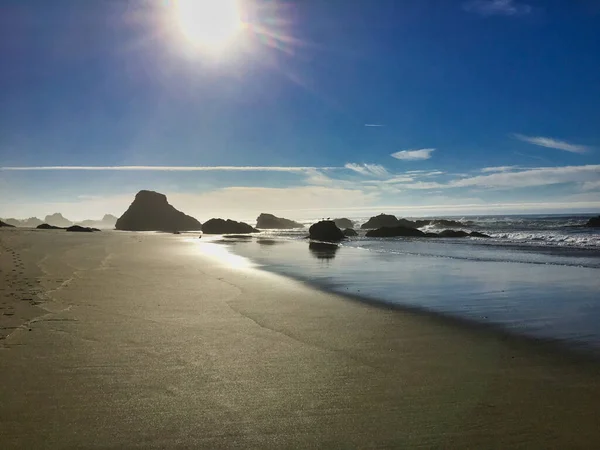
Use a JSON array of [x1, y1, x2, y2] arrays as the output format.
[[202, 218, 258, 234], [115, 190, 202, 232], [44, 213, 73, 228], [256, 213, 303, 229]]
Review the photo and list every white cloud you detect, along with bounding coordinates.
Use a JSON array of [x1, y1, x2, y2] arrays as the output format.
[[513, 134, 591, 154], [364, 124, 384, 127], [344, 163, 389, 177], [463, 0, 531, 16], [390, 148, 435, 161]]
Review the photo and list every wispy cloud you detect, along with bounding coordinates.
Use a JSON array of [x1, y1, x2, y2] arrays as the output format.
[[0, 165, 329, 172], [364, 124, 384, 127], [582, 180, 600, 191], [344, 163, 389, 177], [391, 148, 435, 161], [451, 165, 600, 189], [463, 0, 532, 16], [513, 134, 591, 154], [480, 166, 522, 173]]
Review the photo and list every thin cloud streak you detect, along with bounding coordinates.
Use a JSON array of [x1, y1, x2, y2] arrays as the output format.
[[364, 124, 384, 127], [463, 0, 532, 16], [513, 134, 591, 154], [0, 165, 333, 172], [391, 148, 435, 161]]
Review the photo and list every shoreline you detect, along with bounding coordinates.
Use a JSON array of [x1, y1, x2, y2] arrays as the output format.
[[2, 229, 600, 447], [209, 235, 600, 360]]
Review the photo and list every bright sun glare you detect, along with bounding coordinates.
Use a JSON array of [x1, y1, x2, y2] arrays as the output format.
[[174, 0, 242, 52]]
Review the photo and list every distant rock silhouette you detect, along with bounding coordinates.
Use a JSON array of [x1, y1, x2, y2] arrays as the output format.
[[202, 219, 258, 234], [2, 217, 44, 227], [77, 214, 118, 229], [115, 190, 202, 232], [66, 225, 99, 232], [333, 218, 354, 229], [585, 216, 600, 228], [37, 223, 63, 230], [256, 213, 303, 229], [0, 220, 15, 228], [366, 226, 425, 238], [44, 213, 73, 228], [360, 214, 400, 229], [343, 228, 358, 237], [308, 242, 339, 260], [309, 220, 345, 242]]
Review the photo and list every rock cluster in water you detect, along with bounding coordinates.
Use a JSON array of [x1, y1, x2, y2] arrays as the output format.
[[585, 216, 600, 228]]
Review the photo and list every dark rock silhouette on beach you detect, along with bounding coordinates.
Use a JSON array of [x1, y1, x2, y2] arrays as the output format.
[[66, 225, 100, 232], [37, 223, 63, 230], [333, 218, 354, 229], [468, 231, 490, 238], [202, 219, 258, 234], [115, 190, 202, 232], [309, 220, 345, 242], [0, 220, 15, 228], [256, 213, 303, 229], [585, 216, 600, 228], [44, 213, 73, 228], [360, 214, 400, 229], [343, 228, 358, 237], [309, 242, 339, 260], [366, 226, 425, 238]]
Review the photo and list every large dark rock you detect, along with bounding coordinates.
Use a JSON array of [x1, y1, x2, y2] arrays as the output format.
[[256, 213, 303, 229], [343, 228, 358, 237], [202, 219, 258, 234], [360, 214, 400, 229], [469, 231, 490, 238], [115, 190, 202, 232], [37, 223, 63, 230], [585, 216, 600, 228], [366, 226, 425, 238], [333, 218, 354, 229], [44, 213, 73, 228], [66, 225, 100, 233], [309, 220, 345, 242], [0, 220, 15, 228]]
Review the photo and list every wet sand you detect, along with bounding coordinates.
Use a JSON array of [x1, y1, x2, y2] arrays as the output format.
[[1, 229, 600, 448]]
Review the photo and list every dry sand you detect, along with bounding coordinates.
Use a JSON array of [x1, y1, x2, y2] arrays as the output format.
[[1, 228, 600, 449]]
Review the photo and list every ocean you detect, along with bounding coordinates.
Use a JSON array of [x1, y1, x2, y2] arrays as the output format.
[[198, 214, 600, 354]]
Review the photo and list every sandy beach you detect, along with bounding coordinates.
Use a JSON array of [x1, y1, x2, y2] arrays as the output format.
[[1, 228, 600, 448]]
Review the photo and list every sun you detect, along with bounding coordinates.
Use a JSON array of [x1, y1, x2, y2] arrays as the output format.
[[173, 0, 243, 52]]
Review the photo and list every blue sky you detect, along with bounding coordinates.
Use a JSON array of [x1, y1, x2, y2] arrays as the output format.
[[1, 0, 599, 220]]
